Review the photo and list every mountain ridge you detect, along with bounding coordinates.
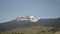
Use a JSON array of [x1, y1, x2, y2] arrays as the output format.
[[15, 16, 40, 22], [0, 16, 60, 32]]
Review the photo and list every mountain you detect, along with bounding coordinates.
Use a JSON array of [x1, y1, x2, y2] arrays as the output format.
[[38, 17, 60, 28], [0, 16, 40, 32], [45, 18, 60, 28], [0, 16, 60, 32], [15, 16, 40, 22]]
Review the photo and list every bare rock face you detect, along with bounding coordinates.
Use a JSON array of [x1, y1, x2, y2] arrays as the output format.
[[15, 16, 40, 22]]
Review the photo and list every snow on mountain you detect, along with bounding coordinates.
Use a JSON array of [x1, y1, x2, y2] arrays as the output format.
[[15, 16, 40, 22]]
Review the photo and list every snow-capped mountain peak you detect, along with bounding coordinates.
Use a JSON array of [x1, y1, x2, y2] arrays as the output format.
[[15, 16, 40, 22]]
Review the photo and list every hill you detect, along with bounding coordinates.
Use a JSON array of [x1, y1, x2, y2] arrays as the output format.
[[0, 16, 60, 34], [0, 16, 60, 32], [0, 25, 54, 34]]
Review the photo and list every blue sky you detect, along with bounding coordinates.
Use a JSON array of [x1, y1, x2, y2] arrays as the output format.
[[0, 0, 60, 23]]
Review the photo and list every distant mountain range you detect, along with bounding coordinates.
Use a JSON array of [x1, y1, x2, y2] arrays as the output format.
[[0, 16, 60, 32]]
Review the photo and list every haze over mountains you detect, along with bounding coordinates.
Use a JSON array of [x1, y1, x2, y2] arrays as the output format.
[[0, 16, 60, 32]]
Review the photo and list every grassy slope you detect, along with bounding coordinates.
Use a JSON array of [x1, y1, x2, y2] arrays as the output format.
[[0, 25, 55, 34]]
